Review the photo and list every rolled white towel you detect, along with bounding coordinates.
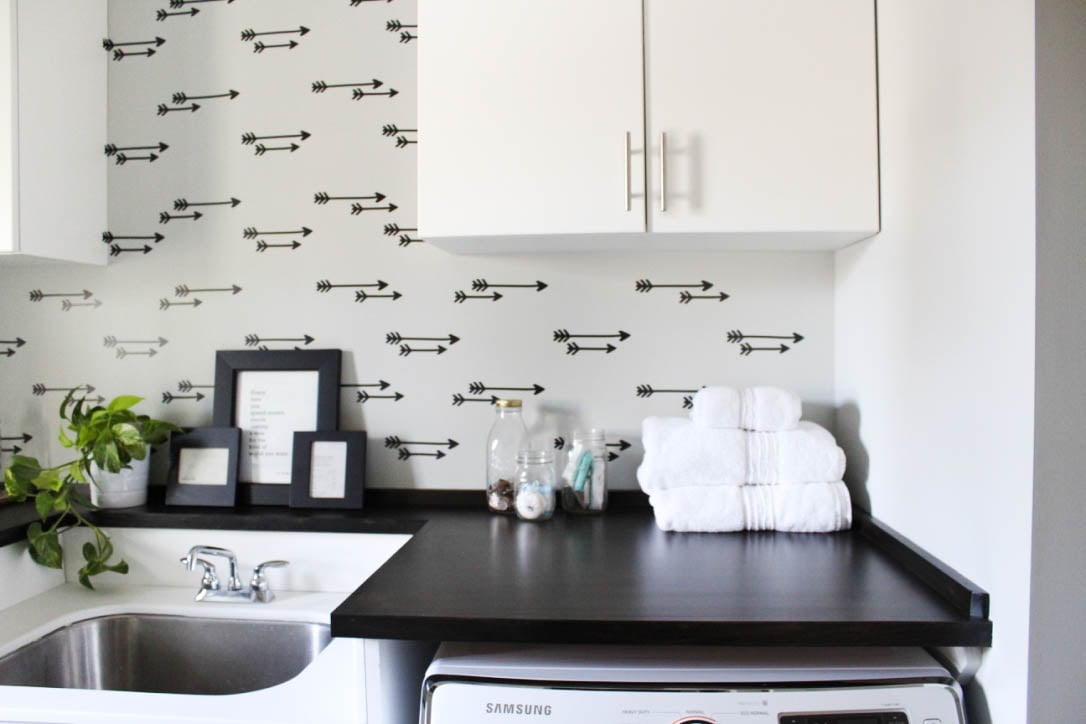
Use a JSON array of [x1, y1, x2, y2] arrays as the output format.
[[637, 417, 846, 492], [690, 386, 802, 431], [649, 482, 852, 533]]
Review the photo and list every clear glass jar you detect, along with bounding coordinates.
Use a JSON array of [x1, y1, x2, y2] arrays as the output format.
[[486, 399, 527, 513], [561, 428, 608, 514], [514, 449, 556, 521]]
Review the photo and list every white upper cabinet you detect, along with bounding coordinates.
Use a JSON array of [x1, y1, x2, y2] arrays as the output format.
[[0, 0, 106, 265], [419, 0, 879, 253], [418, 0, 646, 241]]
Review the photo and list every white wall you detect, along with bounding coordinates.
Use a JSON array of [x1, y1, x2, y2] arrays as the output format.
[[1028, 1, 1086, 720], [834, 1, 1036, 721]]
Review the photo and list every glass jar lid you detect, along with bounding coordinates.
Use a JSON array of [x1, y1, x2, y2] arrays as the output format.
[[496, 399, 523, 408]]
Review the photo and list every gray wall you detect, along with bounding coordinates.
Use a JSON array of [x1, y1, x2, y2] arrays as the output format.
[[0, 0, 835, 490], [1028, 1, 1086, 720]]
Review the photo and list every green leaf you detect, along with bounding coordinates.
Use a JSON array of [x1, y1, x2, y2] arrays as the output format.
[[112, 422, 146, 461], [93, 433, 122, 473], [4, 469, 28, 500], [77, 569, 93, 590], [106, 559, 129, 575], [108, 395, 143, 413], [27, 523, 63, 569], [68, 462, 86, 484], [31, 468, 63, 493], [60, 388, 77, 421], [82, 542, 97, 562], [58, 427, 75, 448], [35, 491, 56, 519]]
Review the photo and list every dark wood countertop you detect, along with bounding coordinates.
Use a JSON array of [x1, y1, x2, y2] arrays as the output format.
[[330, 505, 992, 647]]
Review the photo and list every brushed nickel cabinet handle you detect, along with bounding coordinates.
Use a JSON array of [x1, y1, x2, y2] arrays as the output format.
[[659, 132, 667, 212], [624, 131, 632, 211]]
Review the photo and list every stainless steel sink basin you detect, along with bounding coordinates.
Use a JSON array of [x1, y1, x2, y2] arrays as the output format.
[[0, 614, 330, 695]]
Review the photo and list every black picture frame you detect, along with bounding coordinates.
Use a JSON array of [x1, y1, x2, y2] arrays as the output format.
[[213, 349, 341, 505], [166, 427, 241, 507], [289, 431, 366, 510]]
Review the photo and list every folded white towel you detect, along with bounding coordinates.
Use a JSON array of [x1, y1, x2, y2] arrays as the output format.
[[636, 417, 846, 492], [648, 482, 852, 533], [690, 386, 802, 431]]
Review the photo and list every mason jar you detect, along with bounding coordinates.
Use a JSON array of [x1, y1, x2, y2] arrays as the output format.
[[561, 428, 608, 514], [513, 449, 556, 522]]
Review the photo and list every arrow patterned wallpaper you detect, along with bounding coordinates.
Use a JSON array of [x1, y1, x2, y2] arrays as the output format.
[[0, 0, 834, 491]]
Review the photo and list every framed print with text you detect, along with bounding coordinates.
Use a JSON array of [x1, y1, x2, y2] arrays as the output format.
[[213, 349, 341, 505], [165, 427, 241, 507], [289, 431, 366, 510]]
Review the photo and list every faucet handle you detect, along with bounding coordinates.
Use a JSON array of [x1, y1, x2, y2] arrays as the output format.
[[180, 556, 220, 592], [250, 560, 289, 602]]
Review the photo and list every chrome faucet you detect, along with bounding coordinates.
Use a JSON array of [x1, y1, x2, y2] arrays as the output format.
[[180, 546, 289, 603]]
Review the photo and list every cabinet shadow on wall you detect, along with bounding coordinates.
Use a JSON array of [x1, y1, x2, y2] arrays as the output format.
[[834, 402, 870, 512]]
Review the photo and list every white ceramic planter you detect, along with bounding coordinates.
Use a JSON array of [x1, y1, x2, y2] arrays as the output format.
[[90, 457, 150, 509]]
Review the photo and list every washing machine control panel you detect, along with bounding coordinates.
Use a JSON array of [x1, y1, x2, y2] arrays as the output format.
[[424, 681, 963, 724]]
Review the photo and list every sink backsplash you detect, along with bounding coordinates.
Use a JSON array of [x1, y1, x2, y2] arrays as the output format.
[[0, 0, 834, 489]]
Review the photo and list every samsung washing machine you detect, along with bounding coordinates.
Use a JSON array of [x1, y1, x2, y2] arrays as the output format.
[[420, 643, 965, 724]]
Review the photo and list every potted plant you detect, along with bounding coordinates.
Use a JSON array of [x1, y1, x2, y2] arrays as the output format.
[[2, 390, 180, 588]]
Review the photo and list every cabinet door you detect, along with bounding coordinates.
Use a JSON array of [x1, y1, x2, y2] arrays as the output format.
[[419, 0, 646, 241], [644, 0, 879, 240]]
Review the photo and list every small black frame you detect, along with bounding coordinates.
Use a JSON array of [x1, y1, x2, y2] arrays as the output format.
[[289, 431, 366, 510], [166, 427, 241, 507], [213, 349, 341, 505]]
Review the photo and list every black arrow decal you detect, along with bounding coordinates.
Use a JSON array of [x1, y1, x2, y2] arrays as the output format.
[[172, 90, 238, 104], [381, 124, 416, 136], [314, 191, 385, 205], [316, 280, 388, 292], [162, 391, 206, 403], [398, 31, 417, 44], [61, 298, 103, 310], [241, 130, 310, 145], [397, 235, 424, 247], [1, 349, 16, 358], [635, 384, 699, 398], [159, 210, 202, 223], [157, 104, 200, 116], [103, 336, 168, 347], [0, 433, 32, 443], [554, 436, 565, 450], [253, 40, 298, 53], [552, 329, 630, 343], [32, 384, 95, 396], [114, 153, 159, 164], [383, 223, 416, 236], [356, 390, 405, 403], [398, 448, 445, 460], [385, 20, 417, 32], [110, 244, 152, 257], [113, 48, 157, 60], [102, 232, 164, 244], [467, 382, 544, 396], [104, 142, 168, 157], [311, 79, 383, 93], [726, 330, 805, 344], [244, 226, 312, 239], [175, 284, 241, 296], [0, 338, 25, 347], [739, 343, 791, 356], [156, 7, 199, 20], [178, 380, 213, 392], [355, 290, 402, 302], [0, 446, 22, 454], [451, 394, 497, 406], [256, 240, 301, 251], [350, 203, 397, 214], [169, 0, 232, 6], [159, 298, 203, 310], [115, 347, 159, 359], [683, 396, 694, 409], [394, 135, 416, 148], [102, 36, 166, 51], [241, 26, 309, 41], [352, 88, 399, 100], [453, 291, 502, 303], [340, 380, 390, 390], [399, 344, 445, 356], [253, 143, 299, 155], [350, 0, 395, 5], [244, 334, 314, 347], [470, 279, 547, 293], [678, 291, 730, 304], [635, 279, 713, 293], [385, 332, 459, 345], [384, 436, 457, 449], [29, 289, 92, 302], [566, 342, 616, 355], [173, 197, 241, 211], [605, 440, 632, 452]]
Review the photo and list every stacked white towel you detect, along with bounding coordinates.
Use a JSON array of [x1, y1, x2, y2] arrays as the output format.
[[638, 387, 851, 533]]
